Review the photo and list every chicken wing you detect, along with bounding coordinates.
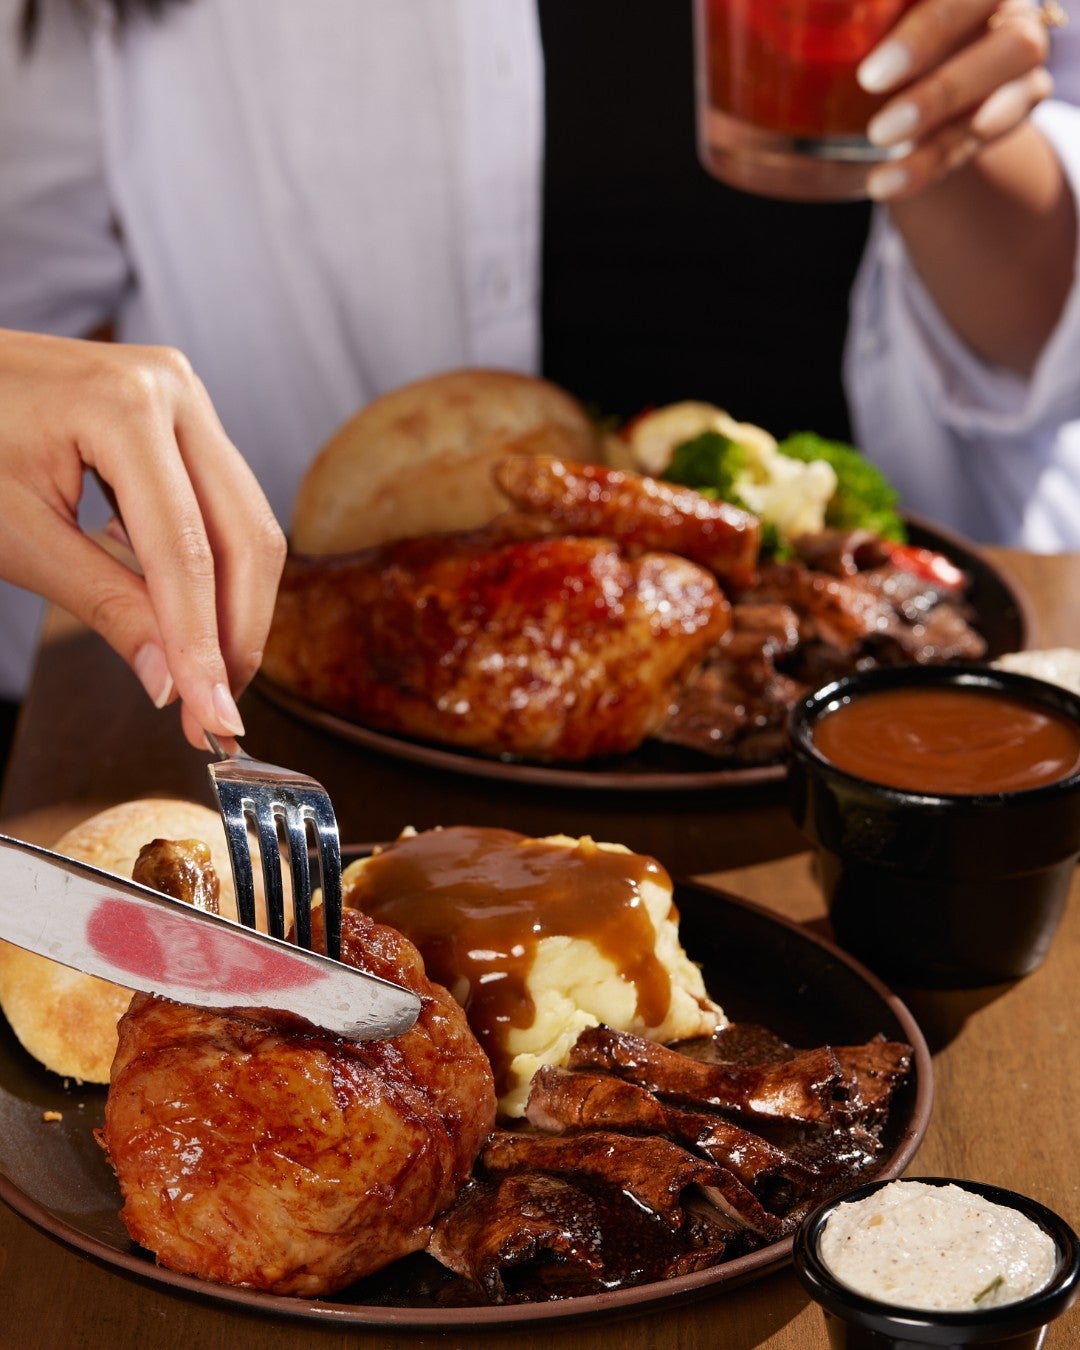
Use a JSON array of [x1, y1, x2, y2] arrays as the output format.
[[493, 455, 761, 593]]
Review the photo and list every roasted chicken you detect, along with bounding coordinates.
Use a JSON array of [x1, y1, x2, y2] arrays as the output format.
[[263, 517, 731, 762], [100, 841, 496, 1297], [263, 453, 986, 768]]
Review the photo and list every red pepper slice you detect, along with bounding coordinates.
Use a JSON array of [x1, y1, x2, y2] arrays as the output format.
[[886, 543, 967, 590]]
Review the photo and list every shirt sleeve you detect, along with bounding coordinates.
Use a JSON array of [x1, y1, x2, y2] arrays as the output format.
[[0, 0, 130, 336], [845, 35, 1080, 440]]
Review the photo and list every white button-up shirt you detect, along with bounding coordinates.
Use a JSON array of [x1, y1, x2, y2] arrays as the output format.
[[1, 0, 1078, 700]]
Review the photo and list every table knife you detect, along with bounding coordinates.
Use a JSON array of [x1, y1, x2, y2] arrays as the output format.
[[0, 833, 420, 1041]]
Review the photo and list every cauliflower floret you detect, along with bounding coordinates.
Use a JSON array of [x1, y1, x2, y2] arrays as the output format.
[[736, 450, 838, 541], [610, 400, 776, 476], [608, 400, 837, 545]]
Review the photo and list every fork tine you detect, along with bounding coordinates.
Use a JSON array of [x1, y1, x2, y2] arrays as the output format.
[[209, 781, 259, 931], [251, 805, 287, 942], [311, 812, 342, 961], [206, 733, 343, 961], [280, 804, 312, 951]]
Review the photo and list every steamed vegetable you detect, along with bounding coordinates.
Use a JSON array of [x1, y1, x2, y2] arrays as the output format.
[[777, 431, 905, 542], [663, 431, 833, 552], [663, 431, 751, 506], [608, 401, 907, 553]]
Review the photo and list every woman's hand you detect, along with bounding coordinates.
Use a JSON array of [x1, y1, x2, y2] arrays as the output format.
[[858, 0, 1060, 200], [0, 329, 287, 749]]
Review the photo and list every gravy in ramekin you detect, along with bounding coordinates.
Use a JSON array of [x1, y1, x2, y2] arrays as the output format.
[[811, 686, 1080, 795]]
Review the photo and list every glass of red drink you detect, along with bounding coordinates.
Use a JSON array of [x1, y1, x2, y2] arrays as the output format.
[[693, 0, 921, 201]]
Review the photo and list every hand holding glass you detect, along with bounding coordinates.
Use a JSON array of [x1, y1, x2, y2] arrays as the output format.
[[693, 0, 920, 201]]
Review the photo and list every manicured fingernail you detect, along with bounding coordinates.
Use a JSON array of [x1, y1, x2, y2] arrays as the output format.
[[867, 99, 919, 147], [971, 83, 1023, 138], [857, 39, 913, 94], [104, 516, 131, 550], [133, 642, 175, 709], [866, 163, 910, 200], [212, 681, 246, 736]]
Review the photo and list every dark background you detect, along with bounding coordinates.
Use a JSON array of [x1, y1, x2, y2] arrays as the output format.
[[539, 0, 873, 440]]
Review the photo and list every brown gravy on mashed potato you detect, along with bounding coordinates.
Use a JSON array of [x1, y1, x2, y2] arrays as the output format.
[[342, 825, 719, 1108]]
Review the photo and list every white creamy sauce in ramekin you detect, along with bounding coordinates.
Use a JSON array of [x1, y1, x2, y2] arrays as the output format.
[[819, 1181, 1058, 1311]]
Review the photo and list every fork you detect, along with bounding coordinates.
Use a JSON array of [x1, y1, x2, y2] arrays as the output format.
[[205, 733, 343, 961]]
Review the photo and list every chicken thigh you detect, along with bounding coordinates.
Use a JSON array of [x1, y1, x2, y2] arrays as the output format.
[[262, 524, 730, 762], [101, 895, 496, 1297]]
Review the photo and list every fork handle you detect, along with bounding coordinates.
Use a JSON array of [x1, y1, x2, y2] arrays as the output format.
[[205, 731, 245, 761]]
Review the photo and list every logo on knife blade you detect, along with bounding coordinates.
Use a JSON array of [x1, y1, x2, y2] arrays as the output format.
[[85, 898, 321, 993]]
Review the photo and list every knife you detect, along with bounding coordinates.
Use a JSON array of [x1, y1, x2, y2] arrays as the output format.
[[0, 833, 421, 1041]]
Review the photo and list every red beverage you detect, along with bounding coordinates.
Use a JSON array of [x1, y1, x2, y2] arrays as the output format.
[[693, 0, 920, 201]]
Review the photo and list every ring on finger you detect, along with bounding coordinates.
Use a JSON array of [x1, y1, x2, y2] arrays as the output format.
[[989, 1, 1068, 29]]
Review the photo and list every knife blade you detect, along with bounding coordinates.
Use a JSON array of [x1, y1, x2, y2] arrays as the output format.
[[0, 833, 421, 1041]]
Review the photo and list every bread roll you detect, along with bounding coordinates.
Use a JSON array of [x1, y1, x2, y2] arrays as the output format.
[[0, 799, 241, 1083], [290, 368, 601, 554]]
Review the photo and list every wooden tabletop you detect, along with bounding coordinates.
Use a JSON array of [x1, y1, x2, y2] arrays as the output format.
[[1, 547, 1078, 1349]]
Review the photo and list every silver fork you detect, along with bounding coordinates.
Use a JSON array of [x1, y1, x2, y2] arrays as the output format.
[[205, 733, 343, 961]]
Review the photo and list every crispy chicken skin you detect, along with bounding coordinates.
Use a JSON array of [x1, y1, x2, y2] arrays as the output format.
[[132, 837, 220, 914], [494, 456, 761, 593], [262, 527, 730, 762], [101, 904, 496, 1297]]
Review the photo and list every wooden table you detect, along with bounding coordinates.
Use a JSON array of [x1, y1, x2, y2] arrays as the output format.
[[1, 548, 1078, 1349]]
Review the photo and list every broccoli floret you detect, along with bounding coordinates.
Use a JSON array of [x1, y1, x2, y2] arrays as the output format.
[[777, 432, 906, 541], [663, 431, 752, 508]]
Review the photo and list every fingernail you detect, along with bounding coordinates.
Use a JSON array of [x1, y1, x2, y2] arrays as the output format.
[[212, 681, 246, 736], [857, 39, 913, 94], [133, 642, 175, 709], [104, 516, 132, 550], [867, 99, 919, 148], [866, 163, 910, 200], [971, 83, 1021, 138]]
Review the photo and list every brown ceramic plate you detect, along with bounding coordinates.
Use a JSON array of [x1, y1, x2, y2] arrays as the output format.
[[0, 875, 932, 1329], [255, 517, 1031, 792]]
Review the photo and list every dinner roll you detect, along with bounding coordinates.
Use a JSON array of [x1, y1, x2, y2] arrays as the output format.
[[0, 799, 243, 1083], [290, 368, 602, 554]]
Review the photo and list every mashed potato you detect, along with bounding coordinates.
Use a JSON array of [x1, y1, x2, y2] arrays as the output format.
[[341, 826, 726, 1117]]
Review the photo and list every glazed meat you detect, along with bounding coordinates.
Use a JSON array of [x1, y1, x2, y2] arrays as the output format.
[[479, 1127, 783, 1237], [566, 1026, 851, 1126], [426, 1022, 914, 1303], [493, 455, 762, 592], [428, 1169, 738, 1303], [659, 540, 988, 764], [263, 526, 730, 762], [266, 447, 987, 769], [131, 837, 220, 914], [658, 601, 805, 764], [524, 1065, 818, 1200], [101, 894, 496, 1297]]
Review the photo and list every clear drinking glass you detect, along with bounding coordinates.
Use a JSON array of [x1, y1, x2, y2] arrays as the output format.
[[692, 0, 921, 201]]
